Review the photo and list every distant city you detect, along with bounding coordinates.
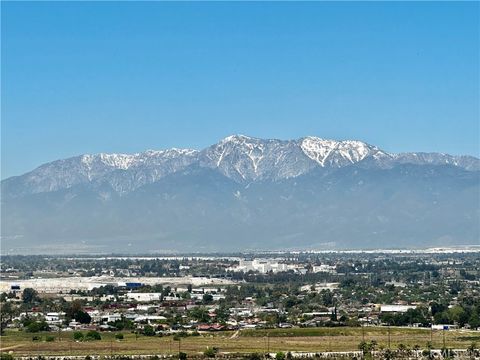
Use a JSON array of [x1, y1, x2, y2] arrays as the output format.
[[0, 251, 479, 358]]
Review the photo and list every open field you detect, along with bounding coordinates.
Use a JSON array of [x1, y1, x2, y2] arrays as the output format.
[[1, 327, 479, 356]]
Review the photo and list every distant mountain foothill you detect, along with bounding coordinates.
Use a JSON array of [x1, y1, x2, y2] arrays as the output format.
[[2, 135, 479, 253]]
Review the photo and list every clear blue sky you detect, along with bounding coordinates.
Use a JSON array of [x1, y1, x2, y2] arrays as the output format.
[[2, 1, 479, 178]]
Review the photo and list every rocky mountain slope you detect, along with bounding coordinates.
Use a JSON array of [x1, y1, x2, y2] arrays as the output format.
[[2, 135, 479, 253]]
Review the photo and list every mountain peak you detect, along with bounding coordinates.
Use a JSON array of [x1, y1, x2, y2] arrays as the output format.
[[3, 136, 479, 198], [220, 134, 259, 144], [299, 136, 378, 167]]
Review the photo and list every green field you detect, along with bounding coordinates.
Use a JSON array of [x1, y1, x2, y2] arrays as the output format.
[[1, 327, 478, 357]]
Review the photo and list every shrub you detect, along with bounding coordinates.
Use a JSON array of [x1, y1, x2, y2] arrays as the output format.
[[73, 331, 84, 341], [179, 352, 187, 360], [45, 335, 55, 342], [276, 352, 285, 360], [204, 347, 218, 358], [1, 354, 14, 360], [85, 330, 101, 340], [26, 320, 49, 333], [32, 335, 41, 341], [115, 333, 124, 340], [27, 322, 40, 333]]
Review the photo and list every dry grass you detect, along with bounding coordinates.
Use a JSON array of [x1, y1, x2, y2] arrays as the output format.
[[1, 327, 478, 356]]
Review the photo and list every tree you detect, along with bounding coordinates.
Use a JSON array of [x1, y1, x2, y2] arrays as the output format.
[[430, 301, 447, 317], [0, 301, 17, 335], [143, 325, 155, 336], [109, 318, 135, 330], [22, 288, 38, 304], [203, 294, 213, 304], [321, 290, 334, 306], [358, 340, 376, 360], [215, 304, 230, 323], [190, 307, 210, 323], [469, 308, 480, 329], [65, 300, 91, 324], [75, 310, 91, 324]]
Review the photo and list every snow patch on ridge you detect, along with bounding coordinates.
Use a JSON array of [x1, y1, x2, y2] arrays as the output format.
[[300, 137, 382, 167], [300, 137, 338, 166]]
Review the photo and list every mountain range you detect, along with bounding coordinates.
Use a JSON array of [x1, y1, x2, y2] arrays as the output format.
[[2, 135, 479, 253]]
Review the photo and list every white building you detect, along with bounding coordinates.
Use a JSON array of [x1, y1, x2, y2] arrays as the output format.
[[45, 312, 64, 325], [101, 314, 122, 323], [312, 265, 337, 274], [125, 292, 161, 302], [432, 324, 457, 330], [380, 305, 416, 313], [134, 315, 167, 323], [300, 282, 339, 292], [228, 259, 297, 274]]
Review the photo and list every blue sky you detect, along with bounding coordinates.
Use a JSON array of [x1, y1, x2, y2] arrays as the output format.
[[2, 1, 479, 178]]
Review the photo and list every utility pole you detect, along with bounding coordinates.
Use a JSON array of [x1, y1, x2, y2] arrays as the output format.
[[388, 325, 391, 349], [267, 333, 270, 354]]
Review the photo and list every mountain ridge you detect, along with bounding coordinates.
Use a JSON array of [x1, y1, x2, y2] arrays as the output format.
[[3, 135, 479, 197], [2, 135, 478, 253]]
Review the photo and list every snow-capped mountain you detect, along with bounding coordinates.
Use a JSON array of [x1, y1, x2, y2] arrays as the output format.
[[2, 135, 478, 253], [3, 135, 478, 197], [3, 148, 199, 196], [198, 135, 316, 182], [299, 136, 390, 167]]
